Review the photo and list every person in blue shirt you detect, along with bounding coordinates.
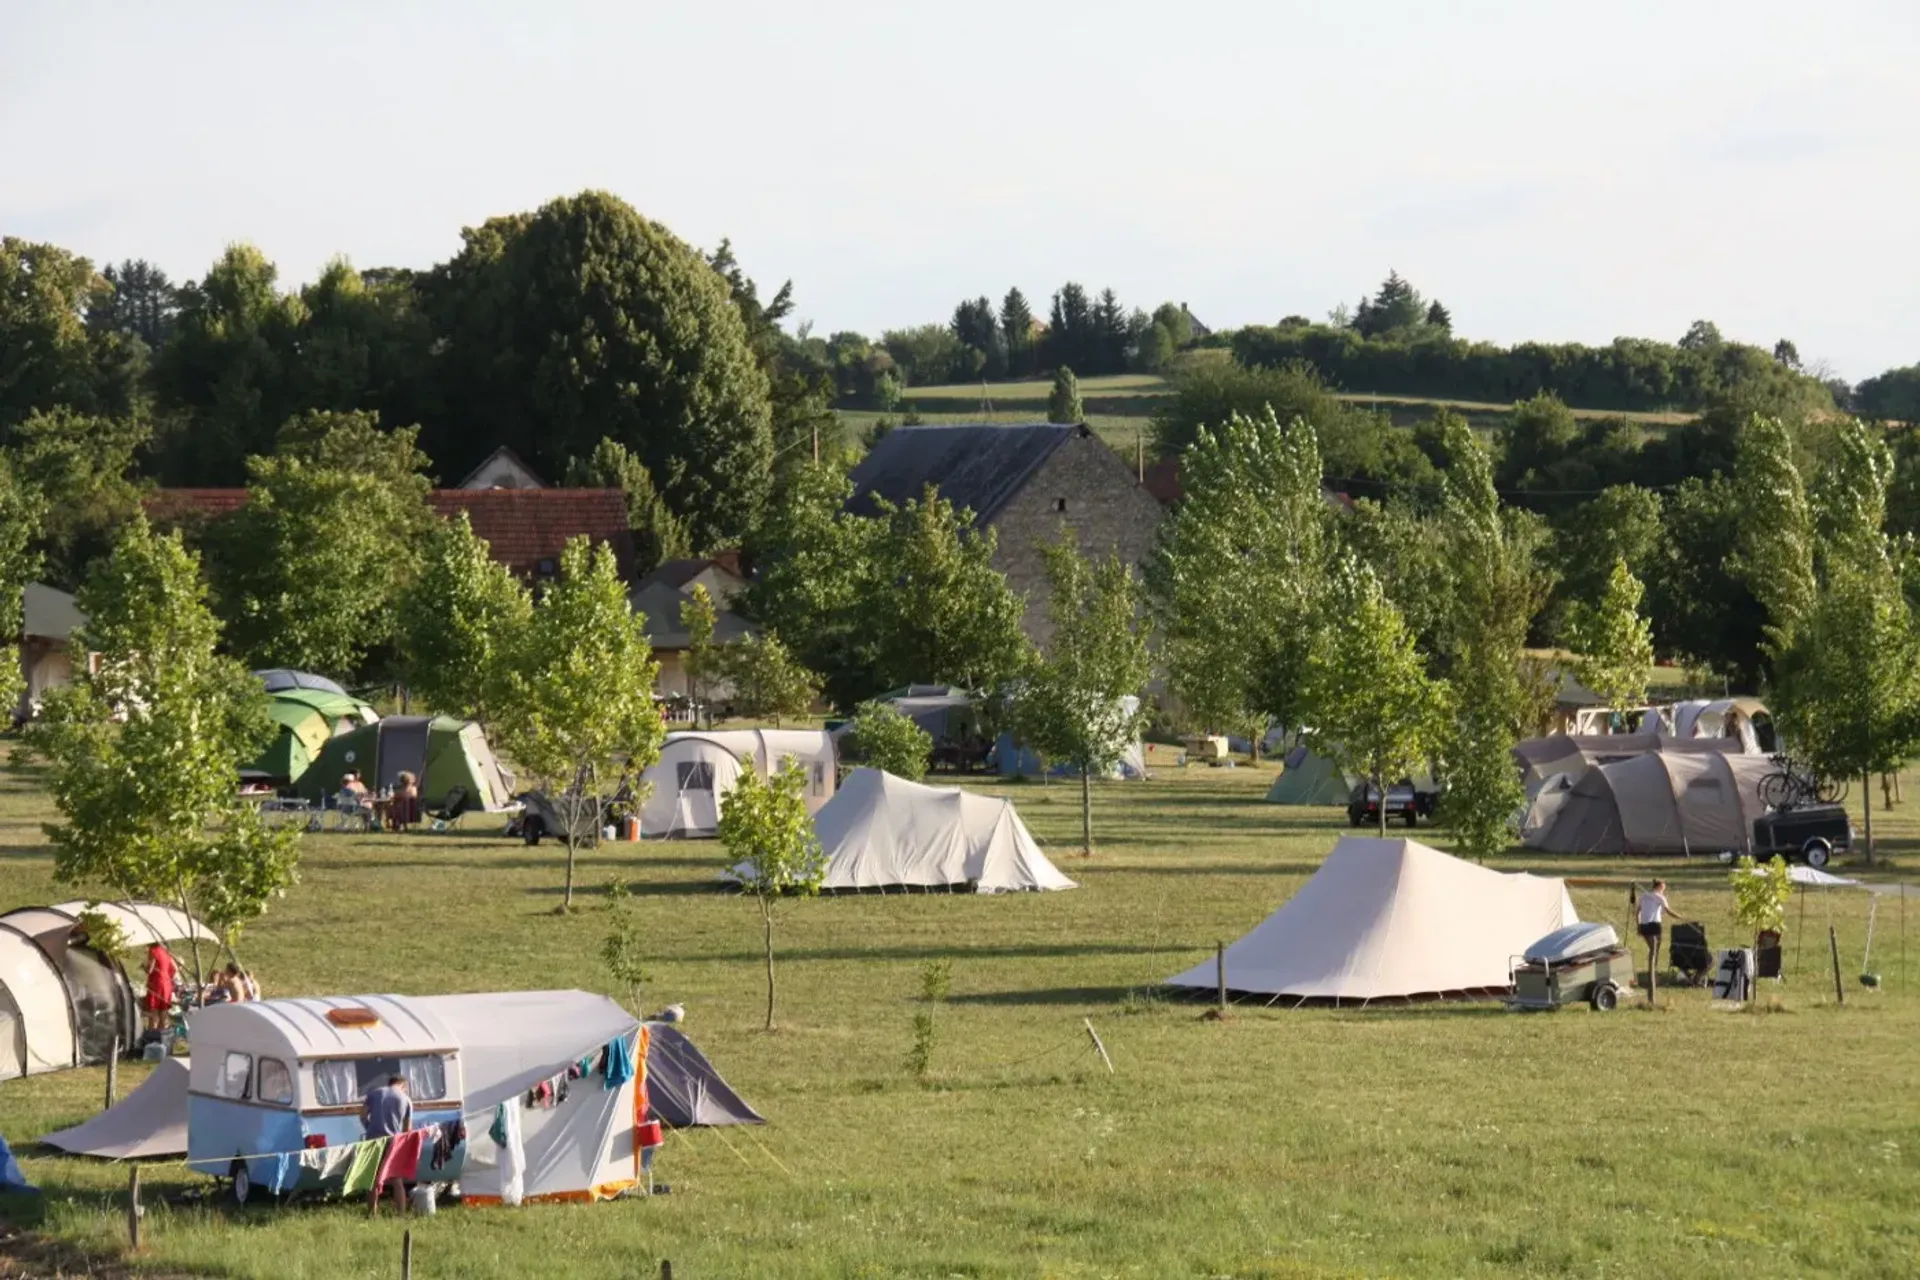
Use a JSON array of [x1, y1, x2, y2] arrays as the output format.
[[361, 1075, 413, 1216]]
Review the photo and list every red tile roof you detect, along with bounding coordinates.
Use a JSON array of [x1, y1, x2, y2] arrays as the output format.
[[148, 488, 635, 579]]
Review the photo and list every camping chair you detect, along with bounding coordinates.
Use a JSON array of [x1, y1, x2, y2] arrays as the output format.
[[1668, 921, 1712, 985], [329, 792, 375, 832], [428, 787, 471, 833]]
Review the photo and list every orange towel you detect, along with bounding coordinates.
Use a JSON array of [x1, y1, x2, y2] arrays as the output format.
[[376, 1129, 428, 1183]]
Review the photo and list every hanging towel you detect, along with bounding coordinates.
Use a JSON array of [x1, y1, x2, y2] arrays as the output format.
[[377, 1130, 428, 1184], [278, 1141, 356, 1195], [497, 1098, 525, 1207], [341, 1137, 387, 1196], [604, 1034, 635, 1091], [489, 1102, 509, 1147]]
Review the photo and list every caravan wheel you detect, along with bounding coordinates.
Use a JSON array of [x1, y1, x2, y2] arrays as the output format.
[[230, 1159, 253, 1205], [1804, 839, 1832, 870]]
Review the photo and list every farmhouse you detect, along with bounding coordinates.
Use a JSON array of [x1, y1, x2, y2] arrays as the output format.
[[846, 424, 1163, 643]]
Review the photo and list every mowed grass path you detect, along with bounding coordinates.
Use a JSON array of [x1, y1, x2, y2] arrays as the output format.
[[2, 754, 1919, 1278]]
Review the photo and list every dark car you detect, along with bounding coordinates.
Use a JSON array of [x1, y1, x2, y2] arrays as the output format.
[[1347, 779, 1438, 829], [1752, 804, 1853, 868]]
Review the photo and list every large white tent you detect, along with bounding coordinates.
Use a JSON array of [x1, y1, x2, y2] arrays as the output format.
[[639, 729, 838, 838], [794, 768, 1075, 893], [1166, 837, 1577, 1003]]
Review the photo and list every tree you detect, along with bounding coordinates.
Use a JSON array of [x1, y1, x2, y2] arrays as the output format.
[[89, 259, 179, 353], [719, 633, 819, 726], [681, 585, 722, 728], [0, 453, 44, 715], [562, 437, 692, 575], [1014, 534, 1151, 855], [1146, 408, 1328, 746], [1810, 418, 1893, 575], [1352, 271, 1429, 338], [881, 325, 966, 387], [424, 191, 774, 548], [1678, 319, 1724, 352], [1150, 302, 1193, 350], [1772, 339, 1801, 370], [24, 518, 299, 982], [707, 240, 841, 484], [1425, 300, 1452, 332], [1730, 856, 1793, 964], [1047, 367, 1083, 424], [1149, 356, 1364, 462], [844, 701, 933, 780], [494, 538, 665, 910], [395, 512, 532, 725], [10, 407, 148, 588], [950, 296, 1002, 378], [1, 238, 142, 431], [1729, 414, 1817, 662], [1547, 485, 1662, 631], [1855, 364, 1920, 424], [202, 411, 431, 678], [1302, 559, 1447, 837], [718, 759, 825, 1031], [1565, 559, 1654, 713], [1000, 288, 1035, 377], [1047, 284, 1095, 372], [1434, 419, 1552, 859]]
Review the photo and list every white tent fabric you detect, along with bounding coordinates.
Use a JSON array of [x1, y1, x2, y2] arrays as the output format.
[[1166, 837, 1578, 1002], [0, 926, 75, 1077], [637, 737, 747, 837], [51, 901, 215, 954], [796, 768, 1076, 893], [677, 729, 838, 810], [1669, 697, 1770, 752], [41, 1057, 190, 1158]]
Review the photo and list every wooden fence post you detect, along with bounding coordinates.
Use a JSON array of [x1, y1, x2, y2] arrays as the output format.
[[1830, 925, 1845, 1006], [1216, 941, 1227, 1014], [401, 1228, 413, 1279], [105, 1035, 120, 1110], [662, 1262, 674, 1280], [127, 1165, 142, 1251]]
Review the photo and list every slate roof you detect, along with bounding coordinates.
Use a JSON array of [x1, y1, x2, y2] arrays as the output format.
[[846, 424, 1080, 522], [637, 554, 748, 595], [148, 488, 634, 580], [630, 581, 758, 651]]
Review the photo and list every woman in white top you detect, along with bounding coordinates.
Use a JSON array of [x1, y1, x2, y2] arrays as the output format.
[[1637, 879, 1672, 973]]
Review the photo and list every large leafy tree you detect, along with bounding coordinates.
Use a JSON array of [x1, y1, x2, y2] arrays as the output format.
[[719, 633, 819, 727], [495, 538, 665, 910], [1014, 535, 1151, 855], [424, 191, 774, 548], [708, 239, 840, 483], [10, 407, 149, 588], [1729, 413, 1817, 663], [88, 259, 180, 353], [562, 437, 692, 575], [25, 518, 298, 981], [1146, 408, 1328, 745], [718, 759, 824, 1031], [1435, 419, 1552, 859], [0, 453, 45, 715], [844, 701, 933, 781], [1644, 476, 1767, 683], [396, 512, 532, 726], [1, 238, 141, 431], [1566, 559, 1655, 713], [202, 411, 432, 678], [1302, 560, 1447, 837]]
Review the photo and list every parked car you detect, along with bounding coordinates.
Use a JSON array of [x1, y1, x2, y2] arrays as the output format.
[[1347, 779, 1438, 829], [1751, 804, 1853, 868]]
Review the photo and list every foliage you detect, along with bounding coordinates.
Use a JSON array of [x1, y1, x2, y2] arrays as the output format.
[[681, 585, 722, 728], [1014, 534, 1152, 855], [1301, 559, 1448, 836], [1000, 288, 1036, 377], [601, 903, 650, 1014], [1146, 408, 1328, 742], [201, 411, 431, 678], [10, 406, 147, 588], [1565, 559, 1654, 713], [563, 437, 692, 574], [70, 904, 132, 960], [905, 958, 951, 1079], [1546, 484, 1662, 639], [424, 191, 773, 548], [1047, 367, 1084, 424], [1, 237, 142, 432], [1856, 363, 1920, 424], [718, 759, 825, 1031], [1729, 413, 1817, 661], [23, 517, 298, 979], [395, 511, 532, 724], [1730, 855, 1792, 944], [719, 632, 819, 726], [1436, 418, 1552, 859], [494, 537, 665, 909], [845, 700, 934, 781], [1644, 476, 1767, 683]]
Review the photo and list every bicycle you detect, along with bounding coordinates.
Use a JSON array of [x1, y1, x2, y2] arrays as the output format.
[[1757, 755, 1847, 810]]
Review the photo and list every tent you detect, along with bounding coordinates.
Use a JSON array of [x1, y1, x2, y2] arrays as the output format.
[[41, 1057, 190, 1158], [39, 1021, 759, 1161], [1165, 836, 1578, 1003], [243, 688, 379, 786], [0, 901, 214, 1082], [1513, 732, 1742, 798], [765, 768, 1074, 893], [1265, 745, 1359, 806], [254, 669, 349, 697], [639, 729, 838, 838], [637, 736, 748, 838], [1525, 751, 1775, 855], [992, 696, 1146, 780], [1669, 697, 1774, 753], [296, 716, 513, 811]]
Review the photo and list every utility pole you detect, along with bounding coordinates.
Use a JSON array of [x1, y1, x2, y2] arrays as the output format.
[[811, 421, 819, 464]]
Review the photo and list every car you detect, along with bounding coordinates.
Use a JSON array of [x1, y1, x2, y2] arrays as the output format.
[[1751, 804, 1854, 868], [1347, 779, 1437, 829]]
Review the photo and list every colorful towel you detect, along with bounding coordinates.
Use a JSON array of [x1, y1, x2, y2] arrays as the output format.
[[604, 1034, 634, 1090], [376, 1130, 427, 1184], [341, 1137, 387, 1196]]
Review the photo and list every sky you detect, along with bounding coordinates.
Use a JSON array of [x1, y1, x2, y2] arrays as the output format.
[[5, 1, 1917, 380]]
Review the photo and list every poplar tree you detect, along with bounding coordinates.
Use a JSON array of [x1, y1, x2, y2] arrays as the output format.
[[1729, 413, 1816, 661], [1047, 367, 1084, 424], [719, 760, 825, 1031], [396, 511, 531, 725], [1565, 559, 1654, 715]]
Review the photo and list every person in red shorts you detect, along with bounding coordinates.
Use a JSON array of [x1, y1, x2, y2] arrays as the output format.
[[142, 944, 176, 1034]]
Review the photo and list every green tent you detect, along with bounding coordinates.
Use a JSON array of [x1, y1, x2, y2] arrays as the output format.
[[297, 716, 513, 812], [1265, 745, 1359, 806], [241, 690, 379, 785]]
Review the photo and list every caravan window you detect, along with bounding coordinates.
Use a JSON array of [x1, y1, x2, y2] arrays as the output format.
[[216, 1051, 253, 1100], [256, 1057, 294, 1106], [677, 761, 715, 792], [313, 1055, 450, 1107]]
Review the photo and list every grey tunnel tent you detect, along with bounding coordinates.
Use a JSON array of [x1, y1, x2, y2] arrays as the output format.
[[1524, 751, 1775, 855]]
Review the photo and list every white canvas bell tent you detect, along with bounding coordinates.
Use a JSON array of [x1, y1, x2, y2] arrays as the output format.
[[783, 768, 1076, 893], [1166, 837, 1577, 1003]]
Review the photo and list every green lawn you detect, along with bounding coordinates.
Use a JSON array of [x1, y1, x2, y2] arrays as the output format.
[[3, 752, 1919, 1277]]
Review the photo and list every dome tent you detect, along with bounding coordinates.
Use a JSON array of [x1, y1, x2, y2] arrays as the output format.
[[296, 716, 513, 811], [636, 729, 839, 838], [254, 669, 350, 697], [771, 768, 1075, 893], [1265, 745, 1359, 806], [242, 688, 379, 786], [1525, 751, 1774, 856]]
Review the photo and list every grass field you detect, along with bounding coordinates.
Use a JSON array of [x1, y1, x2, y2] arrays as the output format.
[[4, 751, 1920, 1278]]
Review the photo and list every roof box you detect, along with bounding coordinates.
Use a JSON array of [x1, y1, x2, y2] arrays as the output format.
[[1524, 922, 1621, 964]]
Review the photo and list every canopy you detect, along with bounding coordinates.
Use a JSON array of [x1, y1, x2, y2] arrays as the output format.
[[41, 1057, 190, 1159], [1166, 836, 1578, 1002], [1265, 745, 1358, 806], [254, 669, 349, 696], [782, 768, 1075, 893], [297, 716, 513, 811], [1525, 751, 1775, 855]]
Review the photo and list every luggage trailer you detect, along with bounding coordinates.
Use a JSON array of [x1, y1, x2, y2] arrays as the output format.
[[1509, 922, 1633, 1012]]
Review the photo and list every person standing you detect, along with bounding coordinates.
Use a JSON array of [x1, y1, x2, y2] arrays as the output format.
[[142, 944, 176, 1035], [361, 1074, 413, 1217], [1637, 878, 1673, 977]]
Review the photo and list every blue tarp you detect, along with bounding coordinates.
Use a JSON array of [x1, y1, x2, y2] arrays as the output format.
[[0, 1134, 35, 1193]]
